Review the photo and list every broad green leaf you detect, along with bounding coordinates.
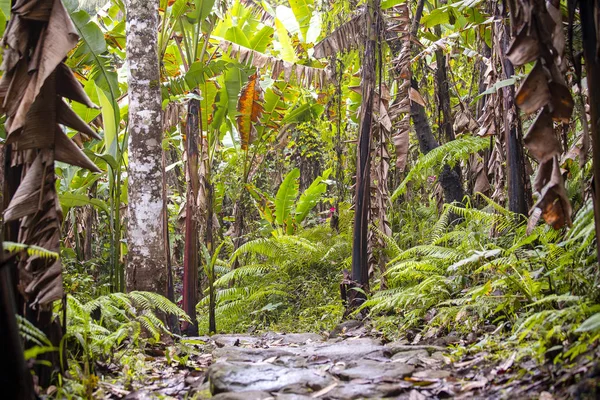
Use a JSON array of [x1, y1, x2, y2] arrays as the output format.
[[225, 26, 252, 48], [275, 18, 297, 63], [305, 11, 321, 44], [189, 0, 216, 21], [60, 193, 110, 215], [275, 168, 300, 226], [289, 0, 313, 42], [295, 168, 331, 224], [381, 0, 403, 10], [96, 87, 119, 158], [421, 8, 450, 28], [200, 80, 219, 131], [250, 26, 275, 52]]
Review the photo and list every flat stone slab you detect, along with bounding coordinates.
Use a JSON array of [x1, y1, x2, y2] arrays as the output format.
[[386, 342, 447, 355], [208, 362, 333, 394], [326, 382, 414, 399], [211, 391, 273, 400], [391, 349, 430, 365], [213, 347, 296, 362], [334, 359, 415, 382], [211, 334, 262, 347], [299, 338, 388, 362], [262, 332, 323, 344]]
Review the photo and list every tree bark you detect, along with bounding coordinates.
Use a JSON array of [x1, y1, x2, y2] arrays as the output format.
[[0, 146, 34, 400], [500, 13, 531, 216], [410, 79, 465, 205], [349, 0, 379, 311], [182, 98, 200, 334], [580, 0, 600, 261], [433, 1, 455, 144], [126, 0, 167, 294]]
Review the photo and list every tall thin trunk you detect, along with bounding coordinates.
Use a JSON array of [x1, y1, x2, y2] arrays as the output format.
[[433, 1, 455, 144], [500, 14, 531, 216], [182, 98, 200, 335], [410, 79, 465, 205], [0, 146, 34, 400], [580, 0, 600, 261], [350, 0, 379, 310], [408, 2, 464, 207], [126, 0, 167, 294], [162, 149, 180, 334]]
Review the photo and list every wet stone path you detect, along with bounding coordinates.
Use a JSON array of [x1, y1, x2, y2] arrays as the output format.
[[111, 329, 595, 399]]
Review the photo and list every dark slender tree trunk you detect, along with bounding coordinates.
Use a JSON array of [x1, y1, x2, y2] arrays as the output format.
[[0, 146, 34, 400], [433, 2, 455, 144], [410, 79, 465, 205], [580, 0, 600, 261], [500, 13, 531, 216], [349, 0, 379, 312], [182, 98, 200, 335]]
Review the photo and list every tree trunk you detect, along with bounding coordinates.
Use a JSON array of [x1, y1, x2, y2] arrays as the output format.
[[162, 149, 180, 334], [500, 13, 531, 216], [349, 0, 379, 312], [182, 98, 200, 335], [580, 0, 600, 261], [410, 81, 465, 205], [433, 1, 455, 144], [0, 146, 34, 400], [126, 0, 167, 294]]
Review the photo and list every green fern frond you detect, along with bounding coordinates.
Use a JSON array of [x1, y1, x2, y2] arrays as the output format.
[[392, 136, 490, 200], [3, 241, 59, 260], [214, 264, 272, 287], [17, 315, 52, 346]]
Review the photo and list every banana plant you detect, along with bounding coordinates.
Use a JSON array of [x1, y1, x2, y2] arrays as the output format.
[[247, 168, 331, 235]]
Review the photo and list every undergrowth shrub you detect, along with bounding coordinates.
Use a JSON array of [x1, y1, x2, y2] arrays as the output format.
[[366, 195, 600, 363], [197, 204, 353, 333]]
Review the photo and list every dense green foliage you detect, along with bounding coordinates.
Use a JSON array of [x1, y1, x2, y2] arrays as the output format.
[[5, 0, 600, 398]]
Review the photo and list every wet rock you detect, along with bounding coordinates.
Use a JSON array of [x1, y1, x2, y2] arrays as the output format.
[[301, 338, 388, 362], [123, 390, 159, 400], [211, 334, 261, 347], [326, 382, 413, 399], [274, 394, 313, 400], [262, 332, 323, 344], [391, 349, 430, 365], [334, 359, 415, 382], [213, 346, 295, 362], [211, 391, 273, 400], [386, 342, 446, 355], [208, 362, 333, 394], [329, 320, 363, 338], [412, 369, 451, 380]]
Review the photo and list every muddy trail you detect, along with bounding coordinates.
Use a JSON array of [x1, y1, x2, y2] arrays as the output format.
[[97, 326, 600, 400]]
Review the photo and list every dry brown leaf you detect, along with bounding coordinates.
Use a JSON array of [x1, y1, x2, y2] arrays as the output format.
[[524, 109, 561, 163], [515, 61, 551, 114]]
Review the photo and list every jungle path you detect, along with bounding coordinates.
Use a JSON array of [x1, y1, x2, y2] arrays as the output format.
[[110, 327, 598, 400]]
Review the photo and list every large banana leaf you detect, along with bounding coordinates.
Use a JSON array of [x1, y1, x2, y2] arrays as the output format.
[[275, 18, 297, 62], [289, 0, 313, 42], [275, 168, 300, 228], [249, 26, 275, 52], [236, 73, 264, 150], [295, 168, 331, 224]]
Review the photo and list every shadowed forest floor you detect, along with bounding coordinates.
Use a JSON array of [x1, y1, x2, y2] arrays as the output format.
[[90, 323, 600, 400]]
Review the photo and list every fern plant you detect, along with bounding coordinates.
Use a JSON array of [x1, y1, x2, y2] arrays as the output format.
[[366, 195, 600, 362], [62, 291, 190, 363], [199, 203, 353, 333]]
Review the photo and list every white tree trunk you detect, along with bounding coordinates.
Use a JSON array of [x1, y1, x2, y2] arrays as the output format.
[[125, 0, 167, 294]]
